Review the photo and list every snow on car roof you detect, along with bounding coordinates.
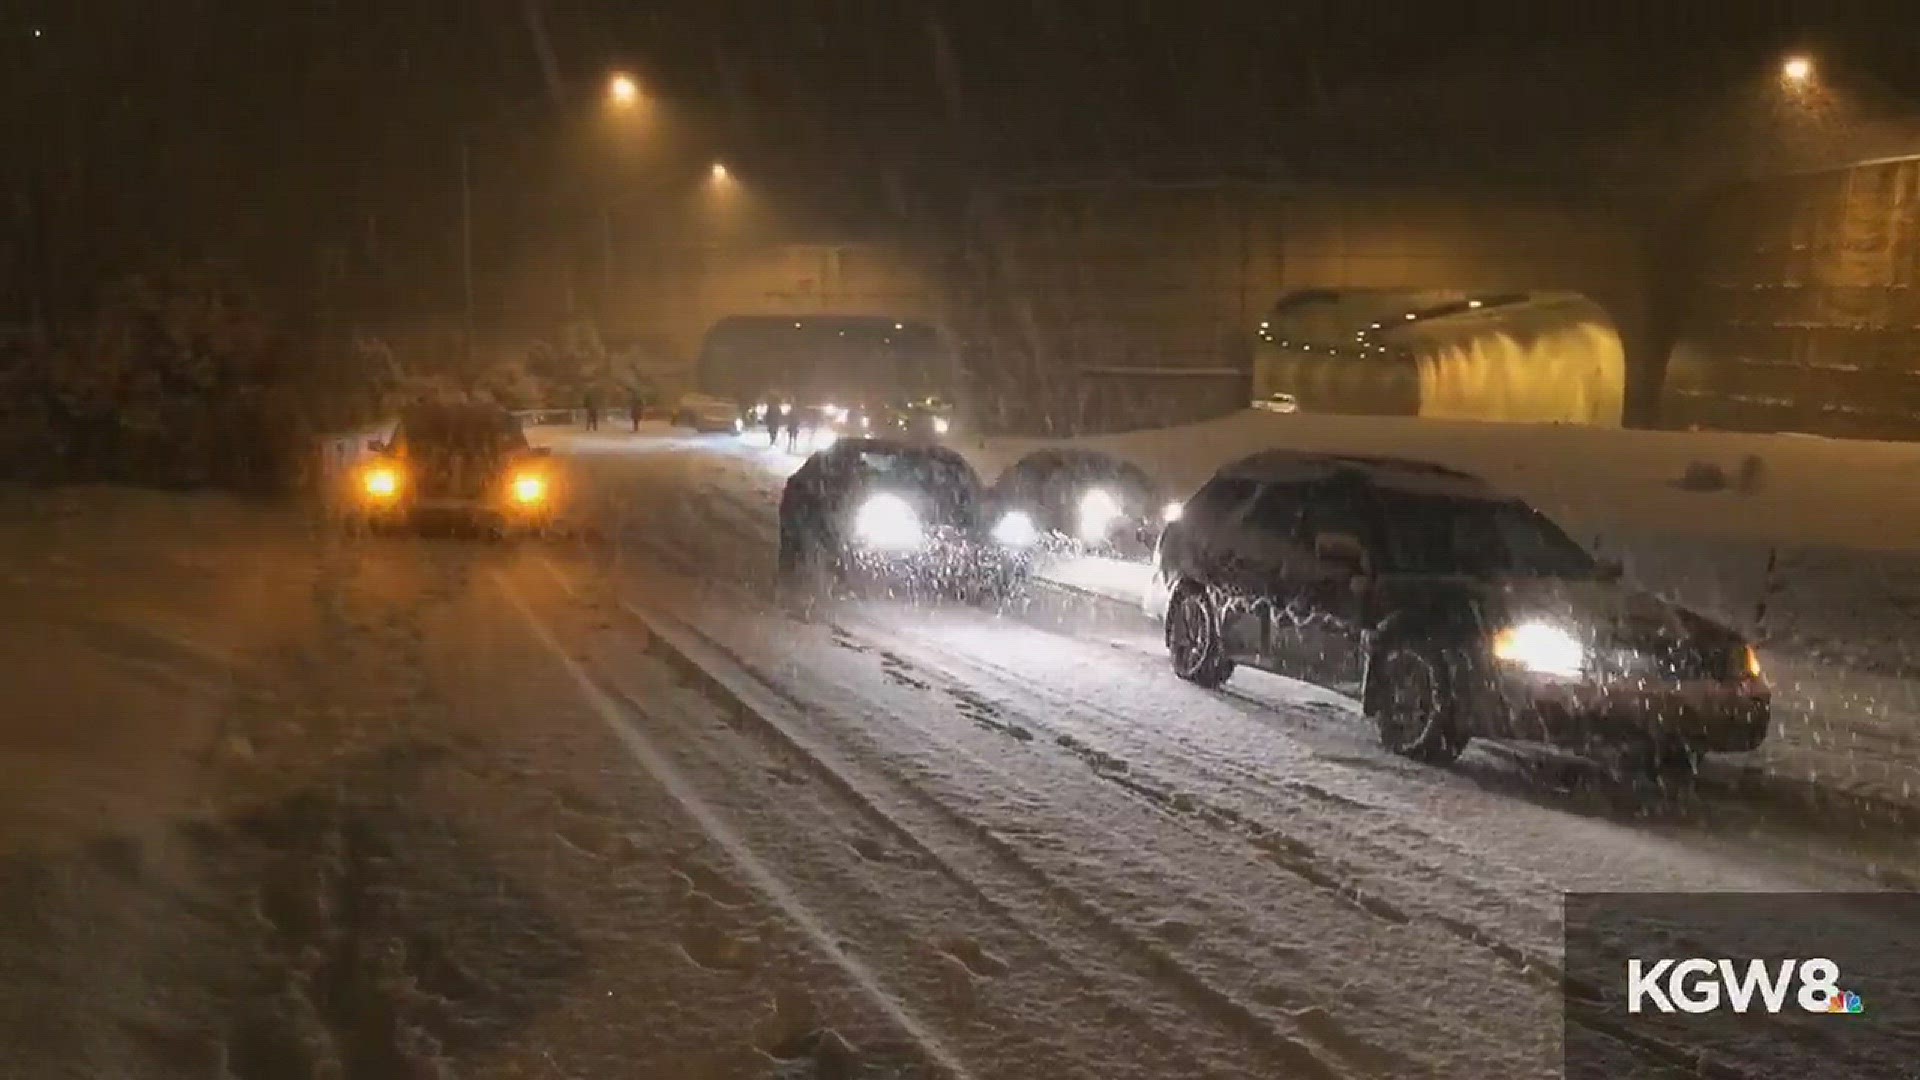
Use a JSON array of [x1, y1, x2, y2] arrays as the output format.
[[1216, 450, 1500, 497]]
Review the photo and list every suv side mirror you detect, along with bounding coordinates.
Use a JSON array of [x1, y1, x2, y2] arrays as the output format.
[[1314, 531, 1371, 577], [1597, 557, 1624, 581]]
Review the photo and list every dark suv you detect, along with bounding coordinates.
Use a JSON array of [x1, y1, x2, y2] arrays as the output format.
[[1148, 452, 1770, 770]]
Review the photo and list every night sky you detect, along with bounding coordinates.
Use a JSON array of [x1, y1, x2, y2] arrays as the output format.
[[8, 1, 1919, 318]]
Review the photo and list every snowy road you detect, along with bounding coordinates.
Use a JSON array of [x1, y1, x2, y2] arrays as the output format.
[[4, 433, 1919, 1077]]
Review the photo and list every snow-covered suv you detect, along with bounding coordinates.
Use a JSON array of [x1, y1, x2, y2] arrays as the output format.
[[1148, 452, 1770, 770]]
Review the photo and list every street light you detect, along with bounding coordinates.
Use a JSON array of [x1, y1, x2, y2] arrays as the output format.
[[710, 161, 731, 183], [1782, 56, 1814, 84], [608, 73, 641, 107]]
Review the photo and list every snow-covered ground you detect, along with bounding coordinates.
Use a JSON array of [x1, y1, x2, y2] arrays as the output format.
[[10, 417, 1920, 1077]]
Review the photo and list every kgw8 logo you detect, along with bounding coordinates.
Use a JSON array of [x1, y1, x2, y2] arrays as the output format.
[[1626, 958, 1864, 1015]]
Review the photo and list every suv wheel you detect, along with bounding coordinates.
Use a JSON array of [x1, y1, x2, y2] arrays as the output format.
[[1370, 643, 1468, 764], [1167, 585, 1234, 688]]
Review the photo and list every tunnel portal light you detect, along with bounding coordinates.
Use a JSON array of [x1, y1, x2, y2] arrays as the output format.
[[1782, 56, 1814, 83], [1405, 312, 1418, 320], [1467, 299, 1484, 309]]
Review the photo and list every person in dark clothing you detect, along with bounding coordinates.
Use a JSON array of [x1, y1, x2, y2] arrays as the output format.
[[629, 388, 644, 433], [765, 404, 781, 447], [784, 408, 802, 453], [583, 389, 599, 431]]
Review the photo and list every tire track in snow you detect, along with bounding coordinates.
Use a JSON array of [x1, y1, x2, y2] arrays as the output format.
[[592, 584, 1462, 1078], [561, 572, 1379, 1078], [498, 572, 977, 1080], [846, 615, 1570, 992]]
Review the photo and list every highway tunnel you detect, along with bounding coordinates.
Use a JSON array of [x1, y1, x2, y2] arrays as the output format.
[[1256, 289, 1626, 425]]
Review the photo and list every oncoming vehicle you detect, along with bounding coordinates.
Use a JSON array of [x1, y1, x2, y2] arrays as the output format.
[[347, 403, 558, 535], [989, 448, 1164, 555], [1252, 391, 1301, 414], [878, 396, 954, 440], [1148, 452, 1770, 770], [673, 393, 745, 434], [778, 438, 1034, 599]]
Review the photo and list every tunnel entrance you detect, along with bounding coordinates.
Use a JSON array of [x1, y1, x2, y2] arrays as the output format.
[[695, 315, 956, 403], [1256, 289, 1626, 425]]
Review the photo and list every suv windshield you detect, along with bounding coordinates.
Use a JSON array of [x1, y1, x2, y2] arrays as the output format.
[[853, 449, 979, 521], [397, 408, 527, 452], [1378, 494, 1595, 575]]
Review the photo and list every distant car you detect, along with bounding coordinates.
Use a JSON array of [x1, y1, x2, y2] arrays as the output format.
[[673, 394, 745, 434], [1148, 452, 1769, 771], [778, 438, 1035, 600], [346, 403, 558, 535], [1252, 392, 1301, 414], [989, 448, 1164, 556], [879, 398, 954, 440]]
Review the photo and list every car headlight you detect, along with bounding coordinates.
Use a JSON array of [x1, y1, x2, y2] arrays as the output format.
[[932, 416, 950, 435], [1745, 644, 1763, 680], [1491, 622, 1585, 678], [859, 415, 871, 430], [362, 465, 401, 500], [1076, 487, 1124, 543], [510, 473, 548, 506], [1161, 500, 1184, 523], [992, 509, 1038, 547], [852, 493, 923, 551]]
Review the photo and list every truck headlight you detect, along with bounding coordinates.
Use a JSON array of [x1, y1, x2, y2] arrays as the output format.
[[1491, 622, 1585, 678], [362, 465, 401, 500], [510, 473, 548, 506], [1076, 487, 1123, 543], [992, 510, 1038, 547], [853, 493, 922, 551], [1161, 500, 1184, 523]]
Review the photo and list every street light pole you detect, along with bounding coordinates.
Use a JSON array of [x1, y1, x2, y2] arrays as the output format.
[[460, 136, 475, 364]]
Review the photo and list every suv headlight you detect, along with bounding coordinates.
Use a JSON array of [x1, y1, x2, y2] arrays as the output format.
[[509, 472, 548, 505], [1491, 622, 1585, 678], [853, 494, 923, 551], [362, 464, 401, 500], [1077, 487, 1123, 542], [992, 510, 1038, 547]]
